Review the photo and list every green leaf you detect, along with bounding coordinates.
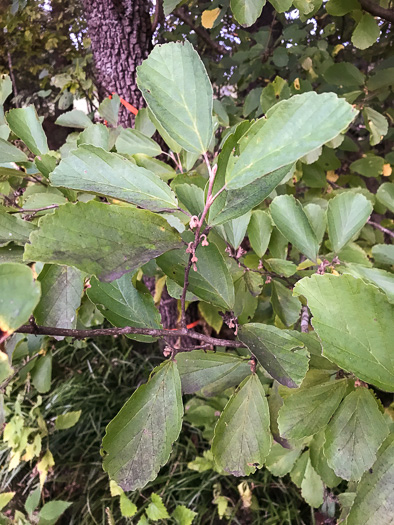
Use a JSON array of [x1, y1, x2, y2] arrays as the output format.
[[157, 242, 235, 310], [277, 378, 347, 440], [50, 145, 177, 212], [303, 203, 327, 245], [221, 211, 251, 249], [6, 106, 48, 156], [265, 442, 302, 477], [238, 324, 309, 388], [363, 107, 388, 146], [176, 350, 251, 396], [352, 13, 380, 50], [300, 453, 324, 508], [87, 274, 162, 342], [134, 154, 176, 182], [174, 182, 205, 217], [226, 92, 357, 189], [102, 360, 183, 491], [97, 95, 120, 127], [212, 374, 271, 476], [78, 123, 109, 150], [346, 434, 394, 525], [24, 201, 183, 282], [116, 128, 161, 157], [264, 258, 297, 277], [135, 108, 156, 137], [55, 109, 92, 129], [309, 430, 341, 488], [31, 353, 52, 394], [324, 388, 389, 481], [294, 274, 394, 391], [55, 410, 82, 430], [0, 137, 28, 163], [0, 208, 37, 246], [35, 153, 57, 178], [146, 493, 170, 521], [343, 264, 394, 304], [0, 263, 41, 336], [372, 244, 394, 265], [24, 487, 41, 516], [34, 265, 84, 336], [198, 302, 223, 333], [271, 280, 301, 327], [119, 493, 137, 518], [270, 195, 319, 261], [0, 351, 13, 383], [137, 41, 213, 154], [0, 74, 12, 104], [350, 155, 384, 178], [248, 210, 273, 258], [376, 182, 394, 213], [268, 0, 293, 11], [0, 492, 15, 511], [38, 500, 71, 525], [172, 505, 197, 525], [163, 0, 181, 15], [326, 0, 360, 16], [323, 62, 365, 86], [230, 0, 266, 26], [327, 192, 372, 253], [211, 164, 293, 226]]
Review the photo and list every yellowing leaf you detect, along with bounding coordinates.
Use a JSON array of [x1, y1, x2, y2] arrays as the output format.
[[293, 78, 300, 90], [37, 449, 54, 487], [326, 170, 338, 182], [202, 8, 221, 28], [383, 163, 392, 177]]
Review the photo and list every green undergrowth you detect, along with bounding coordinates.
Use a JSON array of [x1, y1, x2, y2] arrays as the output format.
[[0, 336, 312, 524]]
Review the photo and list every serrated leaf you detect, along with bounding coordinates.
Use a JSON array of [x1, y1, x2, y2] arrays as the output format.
[[303, 203, 326, 245], [137, 42, 213, 154], [157, 242, 235, 310], [55, 109, 92, 129], [277, 378, 347, 440], [87, 274, 162, 342], [119, 493, 137, 518], [102, 360, 183, 491], [172, 505, 197, 525], [176, 350, 251, 396], [372, 244, 394, 265], [346, 434, 394, 525], [34, 265, 84, 338], [116, 128, 161, 157], [211, 165, 292, 226], [97, 95, 120, 127], [78, 123, 109, 150], [323, 62, 365, 86], [300, 453, 324, 508], [265, 442, 302, 477], [309, 430, 341, 488], [226, 92, 357, 190], [50, 145, 177, 212], [327, 192, 372, 253], [7, 106, 48, 156], [0, 263, 41, 336], [294, 274, 394, 391], [238, 324, 309, 388], [24, 201, 183, 282], [363, 107, 388, 146], [212, 374, 271, 476], [248, 210, 272, 258], [222, 211, 251, 249], [343, 264, 394, 304], [146, 493, 170, 521], [0, 208, 37, 247], [352, 13, 380, 50], [0, 137, 28, 163], [270, 195, 319, 261], [324, 388, 389, 481], [230, 0, 266, 26]]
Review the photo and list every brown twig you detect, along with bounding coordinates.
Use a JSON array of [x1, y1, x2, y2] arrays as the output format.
[[367, 219, 394, 239], [358, 0, 394, 23], [14, 324, 246, 348], [11, 204, 59, 214]]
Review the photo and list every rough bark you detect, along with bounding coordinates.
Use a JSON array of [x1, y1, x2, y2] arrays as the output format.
[[82, 0, 152, 127]]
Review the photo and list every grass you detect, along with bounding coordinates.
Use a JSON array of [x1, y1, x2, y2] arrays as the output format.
[[0, 335, 312, 524]]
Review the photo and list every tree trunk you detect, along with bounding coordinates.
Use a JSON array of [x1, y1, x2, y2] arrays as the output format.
[[82, 0, 152, 127]]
